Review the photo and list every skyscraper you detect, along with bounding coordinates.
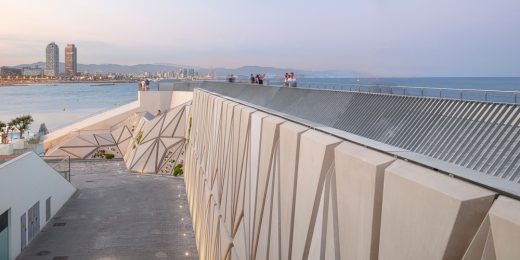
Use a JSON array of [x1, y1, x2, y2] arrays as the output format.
[[45, 42, 59, 77], [65, 44, 77, 77]]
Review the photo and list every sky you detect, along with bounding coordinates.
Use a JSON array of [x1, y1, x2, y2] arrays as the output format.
[[0, 0, 519, 76]]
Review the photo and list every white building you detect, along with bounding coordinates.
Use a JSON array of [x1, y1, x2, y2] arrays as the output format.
[[0, 153, 76, 260], [22, 67, 43, 77], [45, 42, 59, 77]]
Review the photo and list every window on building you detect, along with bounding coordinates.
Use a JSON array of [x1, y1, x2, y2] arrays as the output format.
[[46, 197, 51, 222], [0, 210, 7, 232]]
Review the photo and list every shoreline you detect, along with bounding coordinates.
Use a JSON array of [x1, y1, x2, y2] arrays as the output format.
[[0, 80, 138, 87]]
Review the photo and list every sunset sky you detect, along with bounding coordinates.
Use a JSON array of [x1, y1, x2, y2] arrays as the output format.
[[1, 0, 519, 76]]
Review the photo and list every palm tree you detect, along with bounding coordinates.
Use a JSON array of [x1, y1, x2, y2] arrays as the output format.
[[0, 121, 6, 143], [5, 119, 16, 142], [13, 115, 34, 139]]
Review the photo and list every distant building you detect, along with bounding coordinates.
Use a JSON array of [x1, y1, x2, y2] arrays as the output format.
[[65, 44, 77, 77], [179, 68, 195, 78], [22, 67, 43, 77], [45, 42, 59, 77], [0, 66, 22, 77]]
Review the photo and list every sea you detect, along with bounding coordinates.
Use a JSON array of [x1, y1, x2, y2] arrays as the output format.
[[0, 78, 518, 134]]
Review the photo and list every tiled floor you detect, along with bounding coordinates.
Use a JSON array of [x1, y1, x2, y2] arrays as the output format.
[[17, 160, 198, 260]]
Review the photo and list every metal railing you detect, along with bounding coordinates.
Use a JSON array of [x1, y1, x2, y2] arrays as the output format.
[[41, 156, 71, 182], [167, 79, 519, 104], [291, 81, 520, 104], [0, 141, 44, 164], [0, 141, 71, 182]]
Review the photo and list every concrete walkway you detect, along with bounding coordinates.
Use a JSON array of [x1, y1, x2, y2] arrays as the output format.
[[17, 160, 198, 260]]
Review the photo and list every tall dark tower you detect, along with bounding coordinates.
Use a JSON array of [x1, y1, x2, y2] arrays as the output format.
[[65, 44, 77, 77]]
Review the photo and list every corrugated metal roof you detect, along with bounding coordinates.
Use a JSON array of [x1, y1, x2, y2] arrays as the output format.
[[167, 81, 520, 197]]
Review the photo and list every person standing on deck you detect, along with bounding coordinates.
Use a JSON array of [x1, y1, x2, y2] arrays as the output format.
[[290, 72, 297, 87]]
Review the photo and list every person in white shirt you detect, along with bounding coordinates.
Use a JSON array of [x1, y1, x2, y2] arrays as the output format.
[[290, 72, 297, 87]]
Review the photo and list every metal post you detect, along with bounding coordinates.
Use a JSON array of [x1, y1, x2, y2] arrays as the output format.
[[421, 89, 424, 97], [68, 156, 71, 182], [515, 93, 517, 104], [460, 91, 463, 100], [485, 91, 488, 101]]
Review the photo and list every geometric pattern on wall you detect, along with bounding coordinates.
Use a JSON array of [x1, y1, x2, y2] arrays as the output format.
[[185, 89, 517, 260], [45, 129, 131, 159], [185, 90, 348, 260], [44, 112, 141, 160], [124, 104, 187, 174], [462, 196, 520, 260]]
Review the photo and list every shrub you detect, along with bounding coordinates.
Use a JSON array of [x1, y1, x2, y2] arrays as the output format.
[[136, 130, 143, 145], [105, 153, 115, 159], [173, 163, 183, 176]]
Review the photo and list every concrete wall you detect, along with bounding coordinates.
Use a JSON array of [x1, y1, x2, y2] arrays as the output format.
[[185, 89, 520, 260], [43, 100, 140, 151], [0, 152, 76, 260], [44, 90, 193, 157], [123, 103, 188, 174]]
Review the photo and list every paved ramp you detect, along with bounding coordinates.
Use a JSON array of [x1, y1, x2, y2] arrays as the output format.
[[17, 161, 198, 260]]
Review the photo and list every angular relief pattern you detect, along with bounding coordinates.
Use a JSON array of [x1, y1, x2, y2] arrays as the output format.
[[124, 105, 187, 174], [45, 106, 188, 175], [185, 90, 349, 260], [185, 89, 515, 260], [45, 127, 132, 159]]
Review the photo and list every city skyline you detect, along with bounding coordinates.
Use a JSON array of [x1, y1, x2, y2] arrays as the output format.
[[0, 0, 519, 77]]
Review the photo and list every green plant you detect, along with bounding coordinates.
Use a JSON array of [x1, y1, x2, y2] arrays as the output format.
[[105, 153, 115, 159], [173, 163, 183, 176], [136, 130, 143, 145], [0, 121, 5, 144], [186, 117, 192, 145], [5, 119, 16, 141], [12, 115, 34, 139]]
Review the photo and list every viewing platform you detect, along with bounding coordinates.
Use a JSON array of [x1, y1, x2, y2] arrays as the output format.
[[162, 81, 520, 198], [2, 80, 519, 260]]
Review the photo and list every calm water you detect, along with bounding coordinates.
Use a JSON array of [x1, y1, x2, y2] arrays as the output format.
[[0, 83, 140, 133], [0, 78, 518, 134]]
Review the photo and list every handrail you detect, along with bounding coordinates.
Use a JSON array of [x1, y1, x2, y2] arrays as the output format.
[[285, 81, 520, 104], [41, 155, 71, 182], [296, 80, 520, 93]]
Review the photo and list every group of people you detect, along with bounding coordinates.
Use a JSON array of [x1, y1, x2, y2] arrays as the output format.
[[250, 74, 267, 85], [284, 72, 297, 87], [249, 73, 297, 87], [139, 79, 150, 91]]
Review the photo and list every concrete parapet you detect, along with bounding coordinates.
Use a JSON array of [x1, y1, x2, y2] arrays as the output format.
[[182, 88, 520, 260], [0, 144, 13, 156], [334, 141, 395, 260], [463, 195, 520, 260], [292, 130, 341, 260], [379, 160, 496, 260]]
